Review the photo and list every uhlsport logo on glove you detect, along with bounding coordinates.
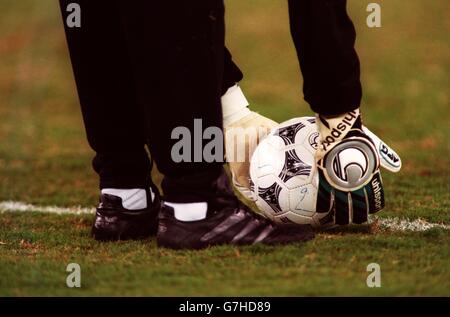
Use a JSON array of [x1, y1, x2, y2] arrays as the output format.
[[318, 110, 359, 152]]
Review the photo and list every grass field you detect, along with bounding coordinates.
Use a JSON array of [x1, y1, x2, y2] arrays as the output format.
[[0, 0, 449, 296]]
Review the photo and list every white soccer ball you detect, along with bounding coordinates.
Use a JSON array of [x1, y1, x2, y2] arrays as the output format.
[[249, 117, 331, 227]]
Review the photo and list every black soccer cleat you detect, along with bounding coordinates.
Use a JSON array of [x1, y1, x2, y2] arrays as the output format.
[[92, 185, 161, 241], [157, 172, 314, 250]]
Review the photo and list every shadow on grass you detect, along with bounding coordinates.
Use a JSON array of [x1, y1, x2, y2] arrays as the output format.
[[318, 224, 373, 235]]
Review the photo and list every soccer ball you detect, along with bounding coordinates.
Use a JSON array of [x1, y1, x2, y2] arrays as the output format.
[[249, 117, 331, 227]]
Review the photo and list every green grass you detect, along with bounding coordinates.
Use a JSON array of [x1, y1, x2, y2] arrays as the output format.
[[0, 0, 449, 296], [1, 212, 448, 296]]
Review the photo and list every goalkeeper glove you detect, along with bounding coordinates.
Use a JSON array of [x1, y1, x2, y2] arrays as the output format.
[[315, 109, 401, 226], [222, 84, 277, 200]]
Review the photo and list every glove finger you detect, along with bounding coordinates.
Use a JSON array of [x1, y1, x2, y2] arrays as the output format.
[[334, 189, 351, 225], [350, 188, 369, 224], [364, 172, 385, 214], [316, 173, 336, 227], [316, 170, 334, 212], [362, 126, 402, 173]]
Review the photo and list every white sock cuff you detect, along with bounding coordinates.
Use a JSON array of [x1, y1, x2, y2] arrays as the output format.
[[101, 188, 153, 210], [165, 202, 208, 222], [221, 84, 251, 126]]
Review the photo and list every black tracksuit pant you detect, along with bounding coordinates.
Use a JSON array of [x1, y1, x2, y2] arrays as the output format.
[[59, 0, 361, 201]]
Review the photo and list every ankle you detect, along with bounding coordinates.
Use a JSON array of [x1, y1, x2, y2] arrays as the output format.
[[164, 201, 208, 221], [101, 188, 154, 210]]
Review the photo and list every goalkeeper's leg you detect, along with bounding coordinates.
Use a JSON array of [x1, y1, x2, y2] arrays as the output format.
[[288, 0, 395, 224], [59, 0, 161, 240]]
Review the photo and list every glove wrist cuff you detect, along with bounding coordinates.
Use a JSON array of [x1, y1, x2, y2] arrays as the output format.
[[222, 84, 250, 126]]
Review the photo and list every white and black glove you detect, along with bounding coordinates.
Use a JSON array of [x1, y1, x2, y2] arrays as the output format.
[[315, 109, 401, 225]]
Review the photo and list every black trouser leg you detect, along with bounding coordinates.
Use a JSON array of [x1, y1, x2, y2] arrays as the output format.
[[59, 0, 151, 189], [61, 0, 230, 199], [288, 0, 362, 116], [61, 1, 230, 200], [114, 1, 227, 202], [113, 0, 229, 201], [222, 47, 244, 94], [222, 0, 361, 115]]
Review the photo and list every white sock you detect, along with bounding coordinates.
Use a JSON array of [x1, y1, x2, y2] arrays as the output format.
[[165, 202, 208, 222], [101, 188, 154, 210], [221, 84, 251, 126]]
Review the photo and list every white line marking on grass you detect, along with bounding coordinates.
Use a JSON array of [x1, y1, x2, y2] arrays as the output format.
[[0, 201, 94, 215], [370, 216, 450, 232], [0, 201, 449, 232]]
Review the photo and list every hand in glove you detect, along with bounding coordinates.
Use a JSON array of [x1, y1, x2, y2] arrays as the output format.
[[314, 110, 401, 225], [222, 84, 278, 199]]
